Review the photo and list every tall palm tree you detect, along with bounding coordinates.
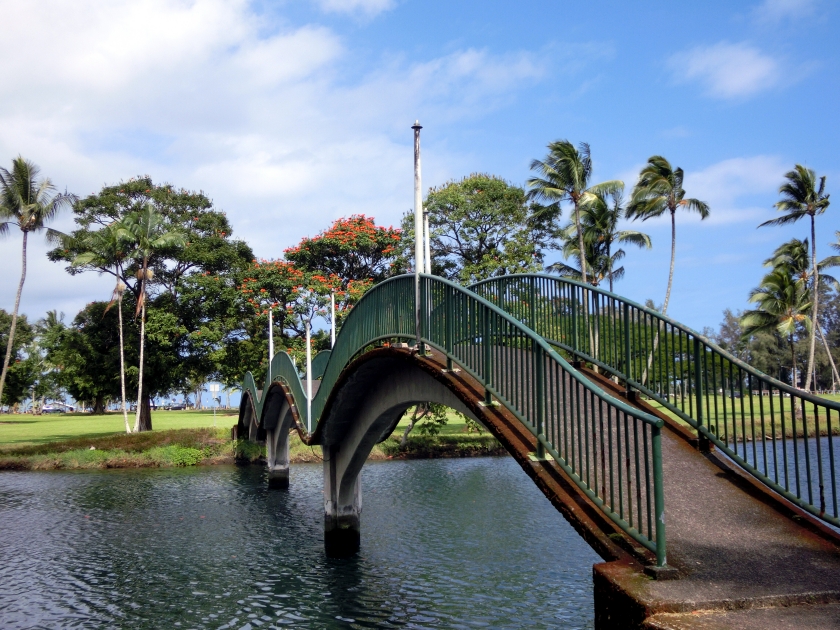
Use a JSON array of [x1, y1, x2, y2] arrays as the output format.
[[628, 156, 709, 314], [759, 165, 830, 392], [553, 188, 651, 292], [765, 238, 840, 389], [527, 140, 622, 284], [0, 157, 75, 405], [72, 221, 132, 433], [119, 205, 184, 432], [741, 267, 811, 390]]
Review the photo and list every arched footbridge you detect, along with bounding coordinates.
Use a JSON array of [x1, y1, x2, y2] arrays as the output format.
[[239, 274, 840, 629]]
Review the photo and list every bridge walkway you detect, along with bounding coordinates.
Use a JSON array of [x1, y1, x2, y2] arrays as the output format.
[[582, 367, 840, 627]]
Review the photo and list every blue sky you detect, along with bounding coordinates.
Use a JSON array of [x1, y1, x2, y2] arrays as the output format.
[[0, 0, 838, 335]]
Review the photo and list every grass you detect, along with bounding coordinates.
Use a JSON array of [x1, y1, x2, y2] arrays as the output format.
[[0, 409, 234, 448], [0, 407, 504, 471], [645, 392, 840, 441]]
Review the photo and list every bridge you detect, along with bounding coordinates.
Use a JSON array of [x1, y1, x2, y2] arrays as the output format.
[[237, 273, 840, 629]]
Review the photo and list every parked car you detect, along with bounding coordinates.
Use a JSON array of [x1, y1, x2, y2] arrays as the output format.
[[169, 402, 186, 410], [41, 406, 65, 414]]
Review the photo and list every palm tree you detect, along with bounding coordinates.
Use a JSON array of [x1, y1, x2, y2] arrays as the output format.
[[741, 267, 811, 390], [0, 157, 75, 405], [765, 238, 840, 390], [551, 188, 651, 292], [527, 140, 622, 284], [627, 156, 709, 315], [759, 165, 830, 392], [72, 221, 133, 433], [119, 204, 184, 432]]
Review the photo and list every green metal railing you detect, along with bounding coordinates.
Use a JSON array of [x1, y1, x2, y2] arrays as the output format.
[[242, 274, 668, 565], [470, 273, 840, 528]]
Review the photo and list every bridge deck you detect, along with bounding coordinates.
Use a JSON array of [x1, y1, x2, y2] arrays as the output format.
[[409, 347, 840, 623]]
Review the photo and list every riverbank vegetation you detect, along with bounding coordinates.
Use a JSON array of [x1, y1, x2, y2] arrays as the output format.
[[0, 408, 505, 471]]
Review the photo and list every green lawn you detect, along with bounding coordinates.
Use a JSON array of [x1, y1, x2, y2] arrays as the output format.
[[0, 407, 473, 450], [0, 410, 236, 449]]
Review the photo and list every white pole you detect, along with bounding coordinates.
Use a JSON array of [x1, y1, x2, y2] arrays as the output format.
[[423, 211, 431, 274], [306, 320, 312, 433], [330, 290, 336, 349], [268, 307, 274, 383], [412, 120, 423, 348]]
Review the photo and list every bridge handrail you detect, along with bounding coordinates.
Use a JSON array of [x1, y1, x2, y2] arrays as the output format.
[[469, 273, 840, 528], [242, 273, 668, 566]]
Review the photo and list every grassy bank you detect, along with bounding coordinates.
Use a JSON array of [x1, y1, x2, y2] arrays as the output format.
[[0, 410, 506, 471]]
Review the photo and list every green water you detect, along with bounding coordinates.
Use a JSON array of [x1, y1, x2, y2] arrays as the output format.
[[0, 457, 599, 628]]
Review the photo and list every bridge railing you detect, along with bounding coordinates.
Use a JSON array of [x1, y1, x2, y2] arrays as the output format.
[[470, 273, 840, 528], [242, 273, 668, 565], [419, 275, 666, 565]]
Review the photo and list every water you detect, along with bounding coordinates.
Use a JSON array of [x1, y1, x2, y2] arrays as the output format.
[[0, 457, 599, 629]]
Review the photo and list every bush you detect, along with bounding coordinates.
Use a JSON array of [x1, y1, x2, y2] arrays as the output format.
[[148, 445, 204, 467]]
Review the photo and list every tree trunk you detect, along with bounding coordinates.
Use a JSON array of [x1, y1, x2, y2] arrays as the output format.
[[575, 199, 587, 284], [0, 231, 28, 406], [93, 395, 106, 414], [804, 216, 819, 392], [137, 396, 153, 432], [663, 210, 676, 315], [400, 404, 427, 448], [818, 325, 840, 392], [133, 300, 147, 432], [117, 291, 130, 433], [639, 211, 676, 387]]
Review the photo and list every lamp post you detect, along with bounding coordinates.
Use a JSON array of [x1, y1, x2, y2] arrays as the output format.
[[268, 306, 274, 383], [412, 120, 423, 350], [330, 289, 336, 349], [209, 383, 219, 427], [306, 320, 312, 433]]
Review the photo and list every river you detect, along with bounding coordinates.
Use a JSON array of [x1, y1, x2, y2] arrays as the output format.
[[0, 457, 599, 629]]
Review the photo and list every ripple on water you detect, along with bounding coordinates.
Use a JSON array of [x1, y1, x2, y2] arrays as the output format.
[[0, 457, 599, 629]]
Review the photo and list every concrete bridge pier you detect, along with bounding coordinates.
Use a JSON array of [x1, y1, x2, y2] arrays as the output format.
[[262, 387, 294, 489], [323, 443, 362, 557], [319, 355, 480, 557]]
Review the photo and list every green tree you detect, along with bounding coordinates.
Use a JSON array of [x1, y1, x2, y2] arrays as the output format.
[[759, 165, 830, 392], [627, 155, 709, 315], [741, 267, 811, 389], [401, 174, 552, 284], [0, 157, 74, 405], [549, 187, 651, 292], [0, 309, 35, 410], [527, 141, 622, 284], [284, 215, 404, 285], [71, 222, 133, 431], [50, 177, 254, 428], [119, 205, 185, 431]]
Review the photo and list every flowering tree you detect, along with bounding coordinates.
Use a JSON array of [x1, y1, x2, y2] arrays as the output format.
[[284, 214, 404, 285]]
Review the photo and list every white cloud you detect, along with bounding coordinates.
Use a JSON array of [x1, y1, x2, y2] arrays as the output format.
[[684, 155, 788, 224], [0, 0, 551, 320], [751, 0, 818, 23], [313, 0, 396, 17], [668, 42, 780, 99]]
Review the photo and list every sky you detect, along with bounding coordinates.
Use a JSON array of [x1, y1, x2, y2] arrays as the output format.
[[1, 0, 838, 336]]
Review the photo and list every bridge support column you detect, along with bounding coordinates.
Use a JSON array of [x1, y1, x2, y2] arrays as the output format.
[[323, 444, 361, 557], [265, 402, 294, 489]]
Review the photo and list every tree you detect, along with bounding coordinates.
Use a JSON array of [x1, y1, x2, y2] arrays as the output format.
[[764, 238, 840, 389], [527, 141, 622, 284], [284, 215, 404, 285], [627, 155, 709, 315], [0, 157, 74, 405], [741, 267, 811, 389], [759, 165, 830, 392], [42, 302, 127, 414], [401, 174, 552, 284], [119, 204, 185, 431], [0, 309, 35, 410], [71, 222, 133, 431], [548, 187, 651, 292], [50, 176, 254, 429]]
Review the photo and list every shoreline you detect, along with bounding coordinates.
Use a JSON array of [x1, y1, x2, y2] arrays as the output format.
[[0, 427, 508, 471]]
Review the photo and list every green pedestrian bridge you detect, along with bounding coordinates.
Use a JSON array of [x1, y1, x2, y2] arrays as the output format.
[[238, 274, 840, 629]]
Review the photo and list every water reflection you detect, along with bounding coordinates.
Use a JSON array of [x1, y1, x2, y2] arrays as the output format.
[[0, 458, 598, 629]]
